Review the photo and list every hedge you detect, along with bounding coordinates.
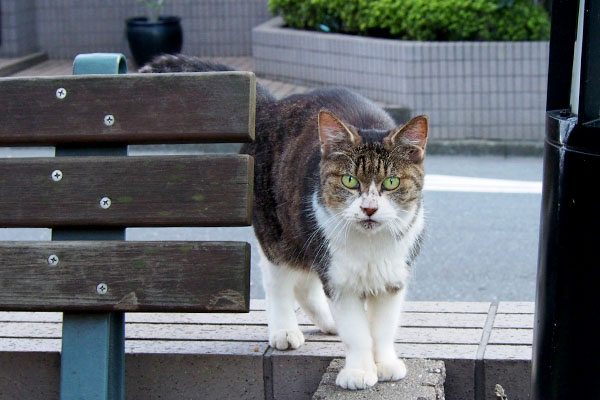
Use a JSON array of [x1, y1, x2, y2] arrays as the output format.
[[268, 0, 550, 41]]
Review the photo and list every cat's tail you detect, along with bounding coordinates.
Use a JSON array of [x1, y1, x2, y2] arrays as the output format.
[[138, 54, 276, 105]]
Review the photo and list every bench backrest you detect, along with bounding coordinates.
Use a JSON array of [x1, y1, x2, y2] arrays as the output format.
[[0, 57, 255, 314]]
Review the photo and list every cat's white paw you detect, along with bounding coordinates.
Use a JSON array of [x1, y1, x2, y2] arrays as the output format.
[[269, 328, 305, 350], [336, 367, 378, 390], [376, 358, 407, 381]]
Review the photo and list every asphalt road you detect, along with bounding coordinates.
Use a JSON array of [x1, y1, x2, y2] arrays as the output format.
[[415, 155, 543, 302], [0, 147, 543, 302]]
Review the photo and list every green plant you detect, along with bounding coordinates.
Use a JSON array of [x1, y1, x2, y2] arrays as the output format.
[[492, 0, 551, 40], [137, 0, 165, 23], [268, 0, 550, 41]]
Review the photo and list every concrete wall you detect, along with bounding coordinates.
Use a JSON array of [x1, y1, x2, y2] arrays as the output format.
[[0, 0, 38, 57], [253, 18, 549, 141], [1, 0, 271, 60]]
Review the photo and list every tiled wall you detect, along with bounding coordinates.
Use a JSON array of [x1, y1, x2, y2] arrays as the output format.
[[0, 0, 38, 57], [253, 18, 549, 141], [1, 0, 271, 60]]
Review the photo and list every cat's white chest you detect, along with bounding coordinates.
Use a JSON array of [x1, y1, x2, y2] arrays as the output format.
[[328, 236, 410, 296], [312, 194, 424, 297]]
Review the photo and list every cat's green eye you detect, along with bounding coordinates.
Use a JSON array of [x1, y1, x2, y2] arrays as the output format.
[[341, 175, 359, 189], [382, 177, 401, 190]]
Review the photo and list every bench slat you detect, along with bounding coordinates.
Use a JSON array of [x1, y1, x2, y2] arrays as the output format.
[[0, 241, 250, 312], [0, 72, 255, 145], [0, 155, 253, 227]]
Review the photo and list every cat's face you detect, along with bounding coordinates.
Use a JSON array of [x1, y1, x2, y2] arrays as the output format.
[[318, 111, 428, 235]]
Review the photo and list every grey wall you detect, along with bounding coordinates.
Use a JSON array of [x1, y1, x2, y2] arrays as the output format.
[[1, 0, 271, 60], [0, 0, 38, 57]]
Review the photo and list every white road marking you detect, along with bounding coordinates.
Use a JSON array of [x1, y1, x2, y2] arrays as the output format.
[[424, 174, 542, 194]]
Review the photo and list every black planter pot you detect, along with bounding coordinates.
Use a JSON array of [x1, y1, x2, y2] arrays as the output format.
[[126, 16, 183, 67]]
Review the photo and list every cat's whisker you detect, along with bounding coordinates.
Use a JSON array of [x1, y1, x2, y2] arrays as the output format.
[[311, 214, 349, 266]]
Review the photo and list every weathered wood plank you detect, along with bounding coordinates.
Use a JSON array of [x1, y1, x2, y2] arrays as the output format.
[[0, 241, 250, 312], [488, 329, 533, 345], [0, 301, 490, 322], [0, 312, 62, 323], [496, 302, 535, 314], [0, 337, 267, 356], [0, 72, 255, 144], [484, 345, 532, 361], [271, 341, 479, 360], [493, 314, 534, 329], [0, 322, 482, 346], [299, 309, 488, 328], [123, 310, 487, 328], [0, 322, 61, 338], [0, 155, 253, 227], [403, 301, 491, 313], [243, 300, 491, 313]]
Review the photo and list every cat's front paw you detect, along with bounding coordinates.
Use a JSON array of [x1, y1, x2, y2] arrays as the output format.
[[269, 328, 305, 350], [336, 367, 378, 390], [376, 358, 407, 381]]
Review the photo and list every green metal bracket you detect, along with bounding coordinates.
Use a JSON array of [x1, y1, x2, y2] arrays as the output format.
[[58, 53, 128, 400], [72, 53, 128, 75]]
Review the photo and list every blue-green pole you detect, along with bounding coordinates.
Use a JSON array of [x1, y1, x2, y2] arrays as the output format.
[[57, 53, 128, 400]]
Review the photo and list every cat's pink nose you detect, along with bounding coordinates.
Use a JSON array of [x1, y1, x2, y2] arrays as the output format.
[[361, 207, 377, 217]]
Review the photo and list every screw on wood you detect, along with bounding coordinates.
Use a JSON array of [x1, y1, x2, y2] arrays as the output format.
[[100, 197, 112, 209], [104, 114, 115, 126], [96, 283, 108, 295], [47, 255, 59, 266], [55, 88, 67, 99], [51, 170, 63, 182]]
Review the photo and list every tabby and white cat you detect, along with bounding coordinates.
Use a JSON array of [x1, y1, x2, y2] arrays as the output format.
[[142, 55, 428, 390]]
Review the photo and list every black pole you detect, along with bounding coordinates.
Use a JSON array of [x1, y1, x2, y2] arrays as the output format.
[[532, 1, 600, 399]]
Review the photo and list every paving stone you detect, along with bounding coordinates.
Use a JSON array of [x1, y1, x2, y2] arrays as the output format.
[[312, 358, 445, 400]]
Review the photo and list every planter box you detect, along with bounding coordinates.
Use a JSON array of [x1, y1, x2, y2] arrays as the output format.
[[253, 17, 549, 141]]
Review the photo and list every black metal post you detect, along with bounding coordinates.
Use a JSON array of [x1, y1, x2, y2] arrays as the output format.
[[532, 0, 600, 399]]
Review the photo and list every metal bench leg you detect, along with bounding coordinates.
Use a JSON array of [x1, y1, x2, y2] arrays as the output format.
[[60, 313, 125, 400], [57, 53, 129, 400]]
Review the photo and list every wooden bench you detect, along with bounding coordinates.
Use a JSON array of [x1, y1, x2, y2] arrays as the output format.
[[0, 53, 255, 400]]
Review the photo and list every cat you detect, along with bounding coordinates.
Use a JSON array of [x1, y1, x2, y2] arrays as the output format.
[[141, 54, 428, 390]]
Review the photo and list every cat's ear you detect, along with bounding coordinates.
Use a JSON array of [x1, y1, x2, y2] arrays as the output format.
[[385, 115, 428, 163], [318, 110, 359, 154]]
